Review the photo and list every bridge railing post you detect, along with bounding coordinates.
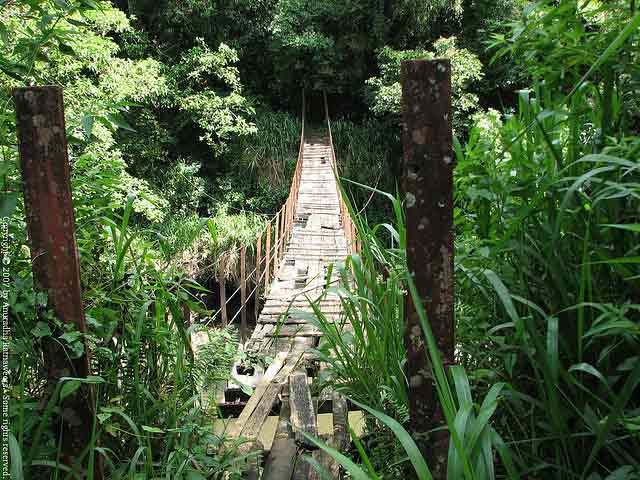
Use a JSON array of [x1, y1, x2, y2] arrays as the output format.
[[264, 222, 271, 294], [255, 232, 262, 321], [240, 246, 247, 342], [400, 59, 454, 479], [274, 211, 280, 272], [219, 268, 228, 327], [13, 86, 101, 478]]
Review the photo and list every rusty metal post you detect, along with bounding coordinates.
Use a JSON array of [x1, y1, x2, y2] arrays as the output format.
[[274, 211, 280, 271], [400, 59, 454, 479], [240, 246, 247, 342], [280, 204, 286, 260], [284, 199, 290, 247], [265, 222, 271, 292], [13, 86, 100, 477], [255, 232, 262, 321]]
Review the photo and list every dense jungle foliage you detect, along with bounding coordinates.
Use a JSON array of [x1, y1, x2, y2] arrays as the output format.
[[1, 0, 639, 478]]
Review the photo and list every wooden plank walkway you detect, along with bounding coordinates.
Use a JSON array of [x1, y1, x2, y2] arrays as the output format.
[[226, 132, 350, 478]]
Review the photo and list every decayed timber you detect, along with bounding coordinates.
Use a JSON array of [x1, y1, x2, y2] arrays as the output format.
[[289, 373, 318, 447], [220, 128, 351, 478], [263, 400, 298, 480]]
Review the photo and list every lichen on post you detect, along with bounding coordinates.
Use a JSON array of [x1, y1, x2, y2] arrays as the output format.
[[400, 59, 455, 479], [13, 86, 101, 478]]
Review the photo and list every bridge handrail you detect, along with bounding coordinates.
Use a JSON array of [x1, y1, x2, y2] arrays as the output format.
[[322, 91, 359, 254], [208, 89, 360, 340], [207, 90, 306, 340]]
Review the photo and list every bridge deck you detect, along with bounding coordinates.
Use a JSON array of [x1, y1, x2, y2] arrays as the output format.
[[226, 133, 350, 478]]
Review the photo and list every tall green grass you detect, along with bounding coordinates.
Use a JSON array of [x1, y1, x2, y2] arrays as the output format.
[[306, 183, 407, 420], [306, 188, 515, 480], [8, 198, 251, 478], [307, 6, 640, 478], [454, 87, 640, 477], [331, 118, 398, 223]]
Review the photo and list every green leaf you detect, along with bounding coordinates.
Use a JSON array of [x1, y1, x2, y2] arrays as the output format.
[[60, 380, 81, 401], [97, 412, 112, 423], [60, 331, 81, 343], [601, 223, 640, 233], [546, 316, 559, 382], [81, 114, 94, 140], [186, 472, 208, 480], [591, 256, 640, 265], [32, 321, 52, 338], [59, 375, 105, 384], [0, 192, 18, 218], [142, 425, 165, 434], [78, 0, 101, 10], [8, 433, 23, 480], [58, 42, 74, 55], [349, 398, 432, 480], [106, 112, 135, 132], [483, 270, 522, 334], [66, 18, 89, 27], [298, 432, 372, 480]]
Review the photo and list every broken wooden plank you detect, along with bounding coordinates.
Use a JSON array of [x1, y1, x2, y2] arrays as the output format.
[[266, 324, 322, 337], [332, 392, 348, 451], [289, 373, 318, 448], [262, 399, 297, 480], [235, 340, 308, 439], [228, 351, 288, 437], [240, 381, 284, 441]]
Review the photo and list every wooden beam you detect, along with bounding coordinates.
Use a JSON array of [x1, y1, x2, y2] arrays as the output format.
[[332, 393, 348, 452], [263, 399, 297, 480], [13, 86, 100, 478], [400, 59, 454, 478], [289, 373, 318, 448]]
